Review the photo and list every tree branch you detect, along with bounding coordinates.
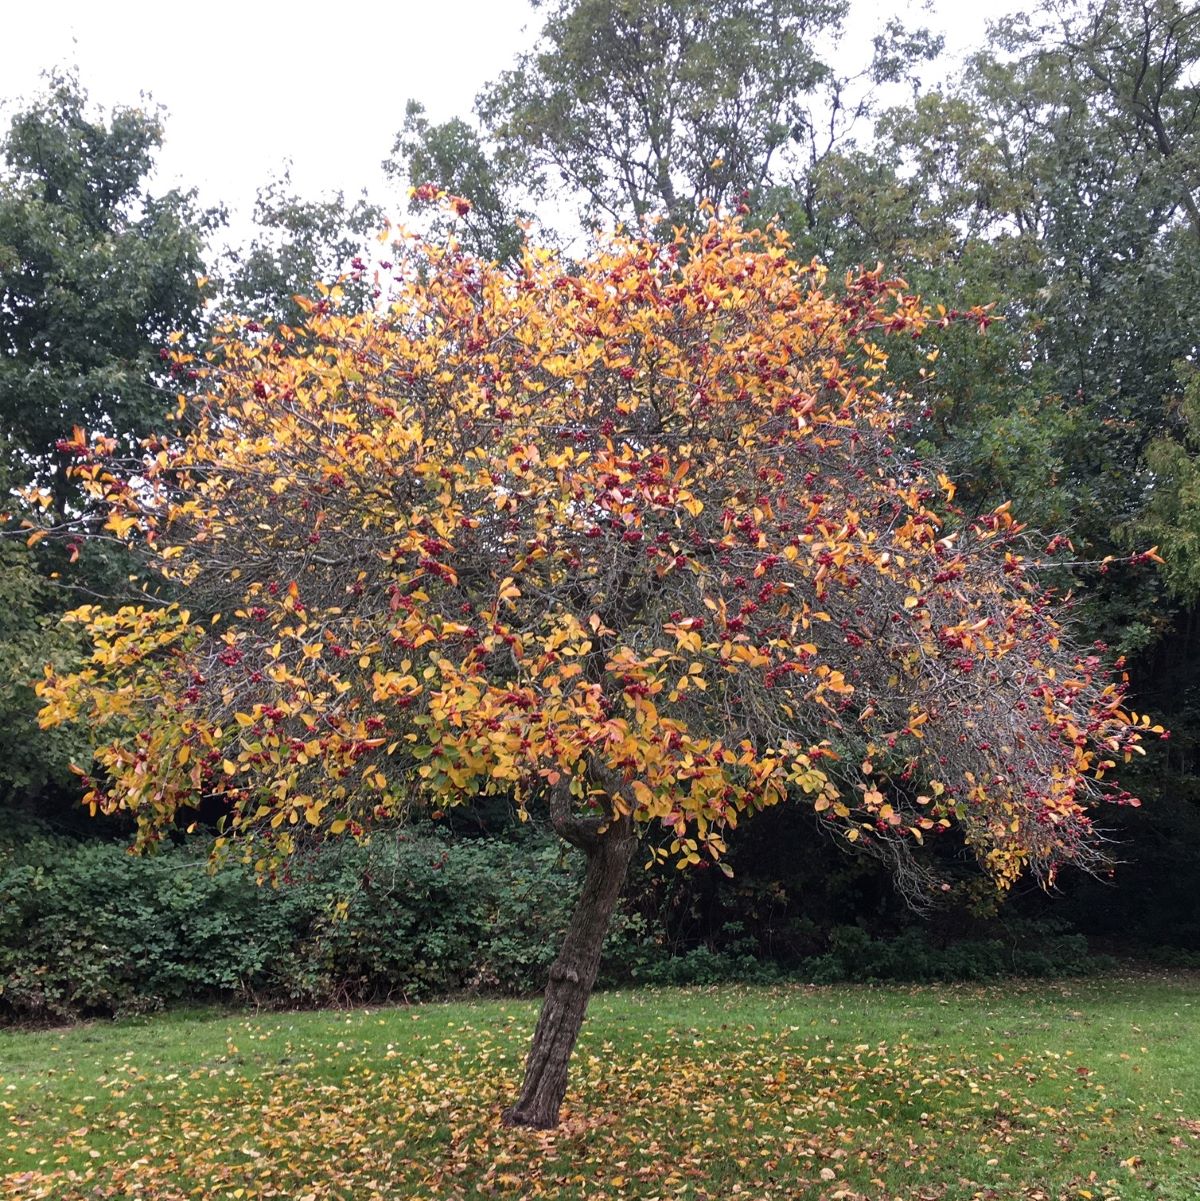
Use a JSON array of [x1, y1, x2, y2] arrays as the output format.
[[547, 774, 605, 851]]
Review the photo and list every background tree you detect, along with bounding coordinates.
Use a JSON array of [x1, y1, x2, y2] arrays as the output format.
[[0, 72, 215, 511], [800, 0, 1200, 564], [476, 0, 939, 231], [222, 169, 384, 327], [1138, 367, 1200, 605], [386, 100, 530, 264], [0, 539, 87, 815], [0, 74, 214, 821], [39, 207, 1159, 1128], [777, 0, 1200, 950]]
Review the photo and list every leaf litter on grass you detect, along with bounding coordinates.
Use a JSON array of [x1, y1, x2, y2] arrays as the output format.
[[2, 977, 1198, 1200]]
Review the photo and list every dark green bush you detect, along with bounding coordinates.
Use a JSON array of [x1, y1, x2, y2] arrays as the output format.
[[0, 816, 1136, 1024], [1143, 945, 1200, 969], [0, 835, 310, 1020], [803, 921, 1113, 984], [0, 825, 663, 1022]]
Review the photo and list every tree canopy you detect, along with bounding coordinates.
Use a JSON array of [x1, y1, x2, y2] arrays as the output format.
[[474, 0, 939, 231], [0, 74, 215, 816], [222, 170, 384, 327], [0, 73, 214, 510], [36, 203, 1161, 1125]]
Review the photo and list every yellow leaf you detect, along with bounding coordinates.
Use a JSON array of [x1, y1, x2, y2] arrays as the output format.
[[631, 780, 655, 809]]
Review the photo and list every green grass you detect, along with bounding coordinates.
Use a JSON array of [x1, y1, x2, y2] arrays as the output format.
[[2, 974, 1198, 1200]]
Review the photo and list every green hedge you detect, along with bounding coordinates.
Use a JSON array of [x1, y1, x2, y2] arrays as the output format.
[[805, 922, 1112, 983], [0, 825, 658, 1021], [0, 819, 1118, 1024]]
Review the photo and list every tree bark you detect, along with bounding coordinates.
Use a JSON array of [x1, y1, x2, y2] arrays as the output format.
[[501, 812, 636, 1129]]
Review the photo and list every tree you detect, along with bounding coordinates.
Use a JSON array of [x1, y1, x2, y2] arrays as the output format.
[[223, 170, 384, 327], [386, 100, 529, 264], [0, 74, 215, 820], [37, 206, 1160, 1129], [1062, 0, 1200, 239], [779, 0, 1200, 647], [477, 0, 847, 227], [391, 0, 941, 259], [0, 72, 215, 511], [1137, 366, 1200, 604], [0, 540, 87, 813]]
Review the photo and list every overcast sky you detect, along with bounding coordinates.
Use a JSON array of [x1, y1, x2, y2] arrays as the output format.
[[2, 0, 1025, 240]]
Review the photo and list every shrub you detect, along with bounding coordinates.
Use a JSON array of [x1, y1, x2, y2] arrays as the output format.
[[0, 818, 1130, 1024], [0, 825, 661, 1022], [803, 922, 1111, 984]]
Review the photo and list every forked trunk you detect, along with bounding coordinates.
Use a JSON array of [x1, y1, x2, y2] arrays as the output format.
[[501, 819, 636, 1129]]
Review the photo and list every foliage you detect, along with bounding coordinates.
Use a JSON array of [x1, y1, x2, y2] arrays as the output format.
[[0, 823, 658, 1024], [4, 978, 1200, 1199], [39, 208, 1158, 890], [388, 101, 529, 264], [779, 0, 1200, 958], [30, 201, 1164, 1125], [0, 72, 214, 510], [1, 811, 1148, 1025], [768, 1, 1192, 566], [476, 0, 939, 230], [222, 170, 384, 326], [805, 921, 1110, 984], [1136, 367, 1200, 604], [1145, 944, 1200, 969], [0, 73, 217, 820], [732, 4, 1200, 946], [477, 0, 839, 225], [0, 545, 86, 809]]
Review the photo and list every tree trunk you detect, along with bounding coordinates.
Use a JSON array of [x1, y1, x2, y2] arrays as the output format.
[[501, 817, 636, 1129]]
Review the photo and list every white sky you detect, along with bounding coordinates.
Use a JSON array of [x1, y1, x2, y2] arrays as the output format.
[[1, 0, 1025, 242]]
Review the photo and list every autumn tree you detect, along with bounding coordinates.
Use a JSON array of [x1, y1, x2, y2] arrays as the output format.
[[36, 205, 1159, 1129]]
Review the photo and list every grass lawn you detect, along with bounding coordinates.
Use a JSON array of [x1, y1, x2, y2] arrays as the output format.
[[1, 974, 1198, 1200]]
